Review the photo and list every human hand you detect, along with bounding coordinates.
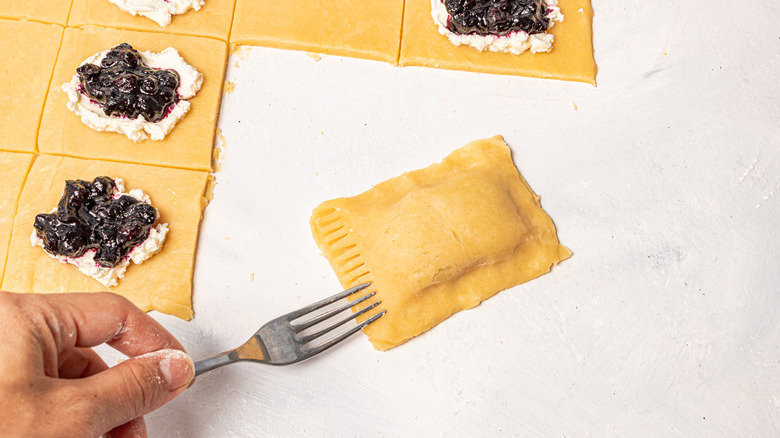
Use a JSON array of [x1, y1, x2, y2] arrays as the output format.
[[0, 291, 195, 438]]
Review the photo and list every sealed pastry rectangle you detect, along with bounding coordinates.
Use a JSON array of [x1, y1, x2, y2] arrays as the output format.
[[310, 136, 571, 350], [2, 154, 210, 320], [400, 0, 597, 84]]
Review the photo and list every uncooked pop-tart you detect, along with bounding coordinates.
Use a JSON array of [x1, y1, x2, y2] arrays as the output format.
[[310, 136, 571, 350]]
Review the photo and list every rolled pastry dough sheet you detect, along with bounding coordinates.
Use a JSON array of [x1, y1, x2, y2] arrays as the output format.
[[0, 152, 34, 286], [3, 154, 210, 320], [69, 0, 236, 41], [0, 0, 74, 25], [400, 0, 597, 84], [230, 0, 404, 63], [38, 26, 228, 171], [0, 19, 63, 153]]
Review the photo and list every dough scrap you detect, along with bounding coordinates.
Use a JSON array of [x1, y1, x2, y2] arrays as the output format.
[[400, 0, 597, 84], [0, 19, 63, 153], [38, 26, 227, 172], [310, 136, 571, 350], [230, 0, 404, 63], [2, 154, 210, 320]]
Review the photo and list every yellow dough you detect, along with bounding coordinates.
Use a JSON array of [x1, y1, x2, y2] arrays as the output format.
[[310, 136, 571, 350], [0, 0, 74, 25], [38, 26, 228, 172], [399, 0, 597, 84], [2, 154, 211, 320], [69, 0, 236, 41], [0, 20, 63, 153], [0, 152, 34, 286], [230, 0, 404, 63]]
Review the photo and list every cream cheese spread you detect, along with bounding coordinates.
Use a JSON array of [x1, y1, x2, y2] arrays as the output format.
[[431, 0, 564, 54], [31, 178, 169, 287], [107, 0, 205, 27], [62, 47, 203, 142]]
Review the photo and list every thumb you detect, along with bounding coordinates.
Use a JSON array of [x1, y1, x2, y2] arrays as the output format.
[[79, 348, 194, 434]]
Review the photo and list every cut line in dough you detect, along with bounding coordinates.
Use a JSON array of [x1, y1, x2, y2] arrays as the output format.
[[400, 0, 597, 84]]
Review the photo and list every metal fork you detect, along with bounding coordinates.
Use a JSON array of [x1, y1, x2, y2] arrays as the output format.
[[193, 283, 383, 376]]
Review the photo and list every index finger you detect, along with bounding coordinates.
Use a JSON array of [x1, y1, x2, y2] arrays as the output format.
[[19, 291, 184, 357]]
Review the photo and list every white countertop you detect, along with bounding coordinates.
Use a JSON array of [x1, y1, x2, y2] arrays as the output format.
[[133, 0, 780, 435]]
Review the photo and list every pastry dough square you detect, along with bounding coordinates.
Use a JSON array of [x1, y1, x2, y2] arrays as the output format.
[[0, 19, 63, 153], [0, 152, 34, 286], [2, 154, 210, 320], [399, 0, 597, 84], [0, 0, 74, 25], [230, 0, 404, 63], [38, 26, 228, 172], [310, 136, 571, 350], [68, 0, 236, 41]]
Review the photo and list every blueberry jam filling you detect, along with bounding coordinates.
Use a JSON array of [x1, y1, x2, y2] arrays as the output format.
[[76, 43, 180, 123], [444, 0, 551, 36], [34, 177, 158, 268]]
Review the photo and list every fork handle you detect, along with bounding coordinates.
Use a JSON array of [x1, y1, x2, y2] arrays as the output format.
[[193, 351, 237, 377]]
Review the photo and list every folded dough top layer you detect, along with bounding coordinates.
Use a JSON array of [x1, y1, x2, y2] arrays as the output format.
[[311, 135, 570, 350]]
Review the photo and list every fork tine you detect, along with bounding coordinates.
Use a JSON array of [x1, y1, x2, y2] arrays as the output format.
[[284, 282, 370, 320], [193, 284, 384, 373], [302, 310, 386, 357], [294, 291, 376, 331], [298, 300, 381, 345]]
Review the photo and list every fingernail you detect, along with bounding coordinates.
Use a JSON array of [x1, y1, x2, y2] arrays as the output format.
[[157, 349, 195, 391]]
